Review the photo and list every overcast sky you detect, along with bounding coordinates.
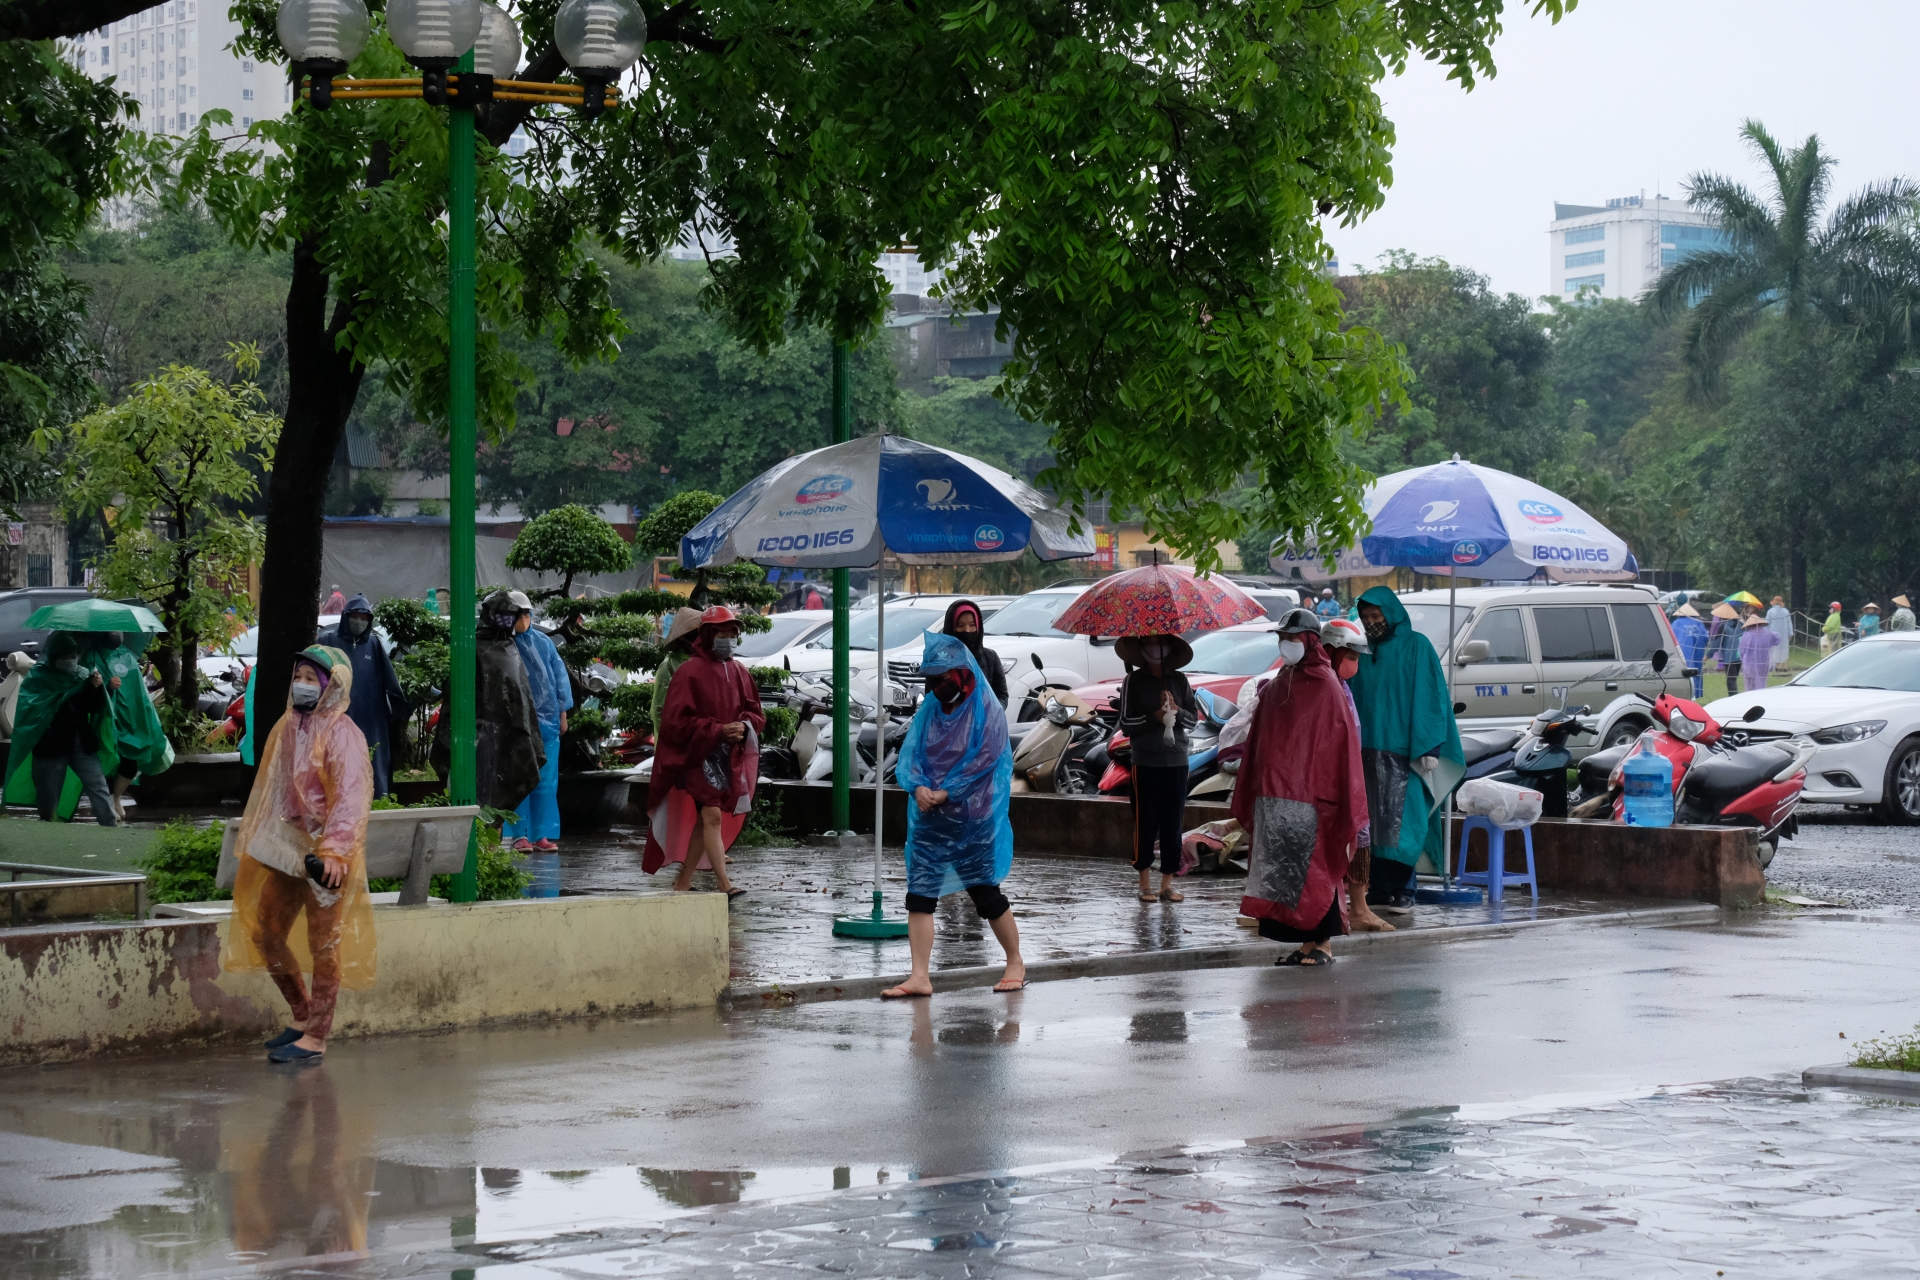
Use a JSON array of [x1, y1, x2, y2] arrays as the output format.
[[1323, 0, 1915, 303]]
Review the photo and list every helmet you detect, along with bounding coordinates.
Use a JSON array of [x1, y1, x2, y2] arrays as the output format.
[[699, 604, 740, 627], [1321, 617, 1369, 651], [506, 589, 534, 612], [1320, 587, 1334, 597], [1275, 607, 1322, 636]]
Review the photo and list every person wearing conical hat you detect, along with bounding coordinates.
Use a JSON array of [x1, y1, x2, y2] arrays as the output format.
[[1738, 613, 1780, 692], [1706, 601, 1742, 698], [1860, 603, 1882, 640], [1889, 595, 1915, 633], [1671, 603, 1708, 699]]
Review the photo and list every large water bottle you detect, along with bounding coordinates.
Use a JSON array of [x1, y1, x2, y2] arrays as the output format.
[[1622, 748, 1674, 827]]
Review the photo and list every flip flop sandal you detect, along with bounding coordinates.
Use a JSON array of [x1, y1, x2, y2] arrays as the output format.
[[1299, 951, 1335, 966], [1159, 888, 1185, 902], [993, 979, 1028, 992], [726, 888, 748, 904], [1137, 894, 1159, 902], [880, 986, 931, 1000], [1278, 950, 1307, 966]]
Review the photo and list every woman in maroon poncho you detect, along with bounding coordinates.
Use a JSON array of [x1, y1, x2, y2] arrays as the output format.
[[1231, 623, 1369, 966], [643, 606, 764, 900]]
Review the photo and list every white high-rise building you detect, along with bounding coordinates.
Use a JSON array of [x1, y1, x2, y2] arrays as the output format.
[[68, 0, 292, 136], [1547, 195, 1727, 302]]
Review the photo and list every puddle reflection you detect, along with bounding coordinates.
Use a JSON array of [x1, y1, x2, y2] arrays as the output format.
[[0, 1065, 894, 1278]]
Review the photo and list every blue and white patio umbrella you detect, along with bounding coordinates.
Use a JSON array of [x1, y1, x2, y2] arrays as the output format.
[[1267, 456, 1637, 585], [680, 433, 1094, 571], [681, 432, 1093, 938]]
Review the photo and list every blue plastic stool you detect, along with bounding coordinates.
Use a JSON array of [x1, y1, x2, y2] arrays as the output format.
[[1454, 816, 1538, 902]]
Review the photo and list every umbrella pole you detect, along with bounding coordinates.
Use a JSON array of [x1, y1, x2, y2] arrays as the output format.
[[832, 542, 908, 939], [1445, 572, 1456, 890]]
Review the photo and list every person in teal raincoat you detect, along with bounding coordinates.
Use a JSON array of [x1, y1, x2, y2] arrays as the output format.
[[89, 632, 173, 821], [1347, 587, 1463, 915], [2, 632, 121, 824]]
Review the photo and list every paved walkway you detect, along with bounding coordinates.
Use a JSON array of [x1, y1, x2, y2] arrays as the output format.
[[546, 827, 1658, 988]]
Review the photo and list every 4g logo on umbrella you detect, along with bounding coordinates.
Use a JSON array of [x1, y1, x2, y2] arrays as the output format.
[[1518, 500, 1564, 524]]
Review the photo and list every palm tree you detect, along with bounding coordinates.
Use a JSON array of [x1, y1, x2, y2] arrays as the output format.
[[1648, 119, 1920, 393]]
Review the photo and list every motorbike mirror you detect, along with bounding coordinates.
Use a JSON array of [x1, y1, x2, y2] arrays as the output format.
[[1743, 705, 1765, 722], [783, 655, 791, 671], [1650, 649, 1668, 673], [1032, 652, 1044, 673]]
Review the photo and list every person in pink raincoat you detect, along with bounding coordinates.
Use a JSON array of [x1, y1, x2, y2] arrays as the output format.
[[1737, 614, 1780, 693]]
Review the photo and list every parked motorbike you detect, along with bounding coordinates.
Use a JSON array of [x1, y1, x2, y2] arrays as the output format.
[[1569, 675, 1813, 868], [1481, 707, 1594, 818], [757, 661, 910, 785], [1008, 653, 1109, 793]]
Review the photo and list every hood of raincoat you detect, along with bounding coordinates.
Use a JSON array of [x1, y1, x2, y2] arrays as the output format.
[[429, 637, 543, 809], [942, 600, 986, 656], [336, 594, 376, 644], [1348, 586, 1462, 764], [2, 652, 120, 806], [897, 633, 1014, 896], [95, 638, 171, 779]]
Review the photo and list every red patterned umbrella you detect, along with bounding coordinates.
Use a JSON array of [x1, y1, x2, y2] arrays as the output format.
[[1053, 563, 1265, 636]]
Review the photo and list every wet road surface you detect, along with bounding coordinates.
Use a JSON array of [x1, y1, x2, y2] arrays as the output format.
[[2, 909, 1917, 1276], [1771, 804, 1920, 909]]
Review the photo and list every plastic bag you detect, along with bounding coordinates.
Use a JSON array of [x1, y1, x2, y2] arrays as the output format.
[[1455, 777, 1543, 830]]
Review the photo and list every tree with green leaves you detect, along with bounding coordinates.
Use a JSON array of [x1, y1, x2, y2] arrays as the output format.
[[632, 490, 779, 613], [39, 345, 278, 720], [167, 0, 1575, 750], [504, 502, 634, 599], [1650, 120, 1920, 609]]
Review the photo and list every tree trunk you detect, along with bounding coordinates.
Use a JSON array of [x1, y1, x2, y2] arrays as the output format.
[[252, 236, 369, 749], [173, 627, 198, 712]]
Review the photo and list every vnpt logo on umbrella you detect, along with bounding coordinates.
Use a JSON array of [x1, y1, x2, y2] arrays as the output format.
[[1519, 500, 1564, 524], [973, 524, 1005, 551], [795, 474, 855, 504], [1418, 500, 1460, 526], [1451, 540, 1484, 565], [918, 477, 973, 511]]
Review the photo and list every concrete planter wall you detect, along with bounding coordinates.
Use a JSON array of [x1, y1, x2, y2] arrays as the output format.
[[557, 770, 633, 831], [0, 893, 727, 1066], [128, 753, 251, 807]]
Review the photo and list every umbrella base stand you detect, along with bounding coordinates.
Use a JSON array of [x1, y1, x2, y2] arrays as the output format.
[[806, 830, 862, 848], [833, 890, 910, 938], [1415, 885, 1484, 905]]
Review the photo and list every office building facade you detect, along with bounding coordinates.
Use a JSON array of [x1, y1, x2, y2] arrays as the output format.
[[1548, 195, 1727, 302], [68, 1, 290, 135]]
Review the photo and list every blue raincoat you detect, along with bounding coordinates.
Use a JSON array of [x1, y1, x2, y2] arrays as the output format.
[[1670, 614, 1708, 699], [897, 633, 1013, 899]]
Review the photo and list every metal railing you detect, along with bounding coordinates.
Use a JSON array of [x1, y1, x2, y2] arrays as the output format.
[[1, 862, 148, 928]]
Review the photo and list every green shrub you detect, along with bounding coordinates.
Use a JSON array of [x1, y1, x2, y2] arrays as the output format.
[[1850, 1025, 1920, 1073], [762, 704, 799, 747], [135, 818, 229, 903], [734, 791, 791, 847]]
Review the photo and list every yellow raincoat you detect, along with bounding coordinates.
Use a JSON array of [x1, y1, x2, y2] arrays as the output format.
[[221, 646, 378, 991]]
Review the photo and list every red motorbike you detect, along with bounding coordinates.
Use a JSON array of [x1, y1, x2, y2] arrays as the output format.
[[1572, 690, 1815, 868]]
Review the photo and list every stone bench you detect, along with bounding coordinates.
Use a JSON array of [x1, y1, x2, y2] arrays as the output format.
[[215, 806, 483, 905]]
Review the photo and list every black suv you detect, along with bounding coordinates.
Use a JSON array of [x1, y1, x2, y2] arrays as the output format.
[[0, 587, 99, 658]]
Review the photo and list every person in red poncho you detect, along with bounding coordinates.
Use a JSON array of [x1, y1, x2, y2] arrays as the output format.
[[643, 606, 764, 901], [1231, 610, 1369, 967]]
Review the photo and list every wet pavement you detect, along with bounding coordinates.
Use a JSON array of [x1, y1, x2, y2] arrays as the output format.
[[1770, 804, 1920, 910], [544, 829, 1671, 988], [3, 909, 1918, 1276]]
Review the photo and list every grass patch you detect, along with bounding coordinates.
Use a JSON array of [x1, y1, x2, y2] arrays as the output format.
[[1849, 1025, 1920, 1073]]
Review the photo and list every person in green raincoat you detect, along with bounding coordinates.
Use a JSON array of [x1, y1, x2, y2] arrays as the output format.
[[1347, 587, 1463, 916], [3, 632, 122, 824], [88, 632, 173, 821]]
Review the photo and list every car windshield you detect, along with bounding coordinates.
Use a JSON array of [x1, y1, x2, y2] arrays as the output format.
[[735, 614, 827, 658], [1187, 630, 1279, 675], [1791, 640, 1920, 693], [984, 592, 1080, 638], [1399, 603, 1470, 657], [806, 607, 946, 652]]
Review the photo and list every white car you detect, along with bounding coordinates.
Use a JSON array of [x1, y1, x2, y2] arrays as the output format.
[[782, 595, 1011, 699], [1705, 633, 1920, 824], [735, 609, 835, 669]]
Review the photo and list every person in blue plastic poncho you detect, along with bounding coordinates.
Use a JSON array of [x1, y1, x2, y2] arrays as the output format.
[[880, 633, 1027, 999], [1669, 603, 1709, 699], [503, 590, 573, 851]]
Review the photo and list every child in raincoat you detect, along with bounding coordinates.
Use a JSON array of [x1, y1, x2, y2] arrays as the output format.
[[2, 631, 120, 824], [221, 645, 376, 1063], [881, 632, 1025, 998]]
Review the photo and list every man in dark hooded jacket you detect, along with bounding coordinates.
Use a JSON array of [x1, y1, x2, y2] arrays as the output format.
[[431, 590, 543, 810], [317, 594, 408, 798]]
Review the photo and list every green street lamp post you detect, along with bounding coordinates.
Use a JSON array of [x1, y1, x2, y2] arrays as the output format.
[[279, 0, 644, 898]]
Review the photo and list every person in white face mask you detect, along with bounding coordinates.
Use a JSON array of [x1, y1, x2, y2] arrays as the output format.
[[1116, 632, 1197, 903]]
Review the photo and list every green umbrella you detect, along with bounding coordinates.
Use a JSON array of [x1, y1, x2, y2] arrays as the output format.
[[25, 598, 165, 634]]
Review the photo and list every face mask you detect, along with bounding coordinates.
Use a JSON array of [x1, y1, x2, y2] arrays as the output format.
[[928, 667, 975, 709], [710, 636, 736, 660], [490, 612, 518, 631], [290, 683, 321, 710], [53, 657, 77, 674], [1278, 639, 1305, 666], [1333, 653, 1359, 682], [345, 617, 369, 637], [1363, 617, 1391, 644]]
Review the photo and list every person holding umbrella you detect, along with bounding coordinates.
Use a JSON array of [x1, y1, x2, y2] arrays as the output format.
[[881, 632, 1024, 997], [3, 632, 120, 825], [1348, 588, 1462, 916], [1234, 613, 1369, 965], [1115, 631, 1198, 903]]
